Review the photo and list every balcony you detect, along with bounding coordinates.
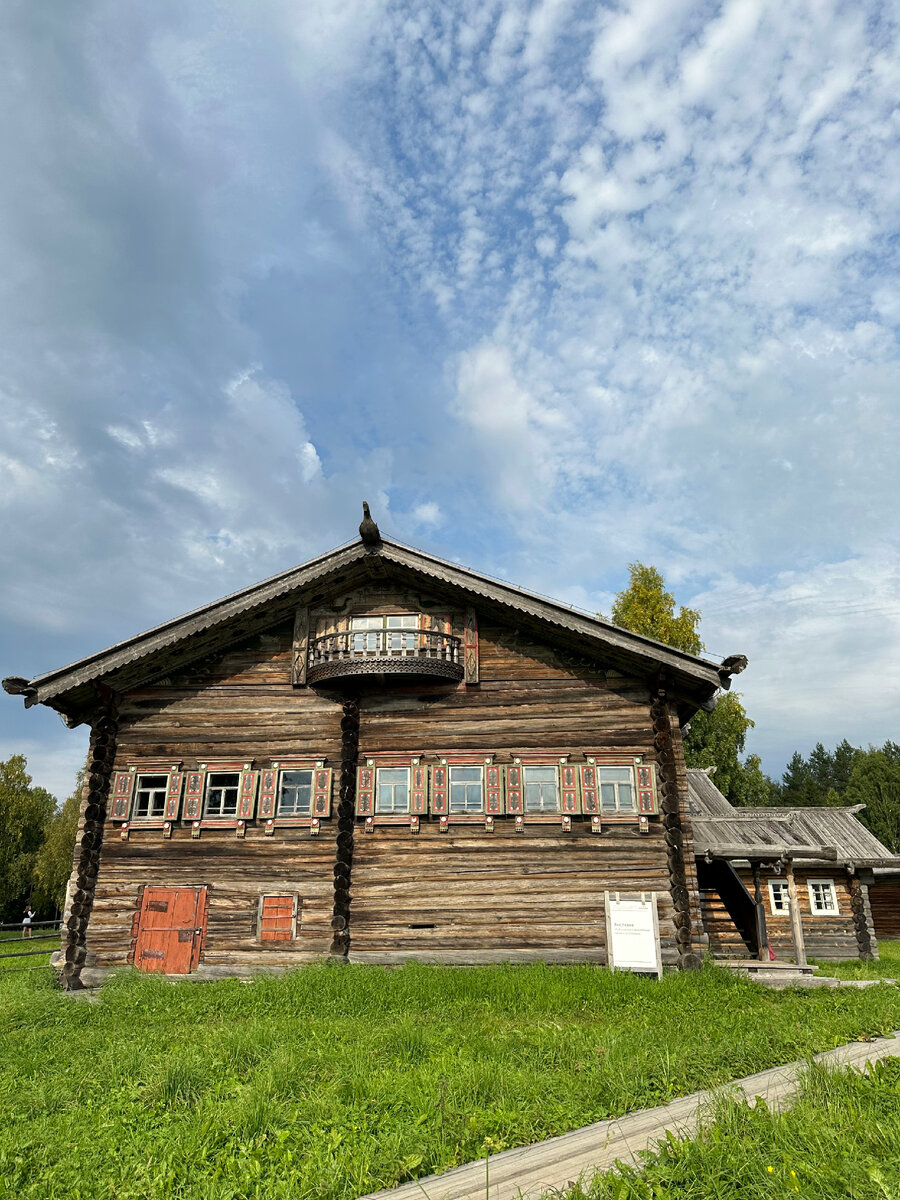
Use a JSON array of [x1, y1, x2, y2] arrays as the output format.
[[306, 629, 464, 687]]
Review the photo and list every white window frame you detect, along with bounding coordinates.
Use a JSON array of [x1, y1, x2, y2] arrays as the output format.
[[277, 768, 314, 817], [204, 771, 241, 818], [351, 614, 419, 653], [807, 878, 839, 915], [768, 880, 790, 914], [523, 765, 560, 813], [449, 765, 484, 813], [597, 766, 637, 813], [133, 773, 168, 820], [375, 766, 410, 814]]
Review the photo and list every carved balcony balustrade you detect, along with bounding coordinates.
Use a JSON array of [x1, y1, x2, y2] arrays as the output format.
[[306, 628, 464, 686]]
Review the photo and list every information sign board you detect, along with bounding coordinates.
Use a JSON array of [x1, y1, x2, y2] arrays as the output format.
[[604, 891, 662, 977]]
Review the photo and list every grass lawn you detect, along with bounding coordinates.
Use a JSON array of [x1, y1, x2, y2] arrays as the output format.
[[1, 955, 899, 1200], [810, 937, 900, 981], [562, 1057, 900, 1199]]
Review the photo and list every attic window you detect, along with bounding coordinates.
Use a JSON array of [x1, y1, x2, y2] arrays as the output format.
[[351, 615, 418, 653]]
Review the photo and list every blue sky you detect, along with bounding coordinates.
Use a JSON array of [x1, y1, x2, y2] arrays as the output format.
[[2, 0, 899, 799]]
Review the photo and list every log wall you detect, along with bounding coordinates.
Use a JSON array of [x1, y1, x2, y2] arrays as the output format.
[[82, 600, 701, 976], [737, 868, 859, 961], [870, 880, 900, 940]]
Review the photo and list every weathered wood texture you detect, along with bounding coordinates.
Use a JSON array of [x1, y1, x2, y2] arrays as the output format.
[[85, 595, 700, 974], [349, 823, 678, 965], [870, 880, 900, 939], [88, 829, 336, 970], [736, 868, 859, 961]]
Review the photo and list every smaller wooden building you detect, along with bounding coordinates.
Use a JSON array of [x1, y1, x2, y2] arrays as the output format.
[[688, 768, 899, 964]]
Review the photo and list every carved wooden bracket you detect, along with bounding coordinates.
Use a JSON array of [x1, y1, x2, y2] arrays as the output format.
[[291, 606, 310, 687]]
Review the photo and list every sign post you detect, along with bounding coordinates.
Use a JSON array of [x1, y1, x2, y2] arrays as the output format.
[[604, 891, 662, 978]]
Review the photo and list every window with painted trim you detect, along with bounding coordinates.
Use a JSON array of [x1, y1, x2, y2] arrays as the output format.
[[598, 767, 636, 813], [808, 878, 839, 915], [768, 880, 790, 914], [204, 771, 240, 818], [449, 766, 483, 813], [376, 766, 409, 813], [351, 614, 418, 653], [278, 769, 313, 817], [134, 774, 167, 819], [523, 765, 559, 812]]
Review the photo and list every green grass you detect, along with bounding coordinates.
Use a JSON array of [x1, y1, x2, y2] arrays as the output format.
[[561, 1057, 900, 1199], [809, 937, 900, 981], [1, 957, 899, 1200]]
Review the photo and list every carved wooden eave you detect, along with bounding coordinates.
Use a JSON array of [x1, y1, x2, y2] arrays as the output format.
[[6, 536, 730, 724]]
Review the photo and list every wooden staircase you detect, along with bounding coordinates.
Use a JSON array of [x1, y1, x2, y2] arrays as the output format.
[[700, 889, 753, 959]]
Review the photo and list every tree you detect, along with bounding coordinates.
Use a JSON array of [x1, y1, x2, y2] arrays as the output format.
[[0, 755, 57, 921], [33, 769, 83, 911], [682, 693, 772, 805], [610, 564, 703, 655], [609, 562, 771, 806], [844, 742, 900, 853]]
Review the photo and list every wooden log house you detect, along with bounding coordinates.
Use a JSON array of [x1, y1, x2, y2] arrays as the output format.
[[5, 511, 894, 986]]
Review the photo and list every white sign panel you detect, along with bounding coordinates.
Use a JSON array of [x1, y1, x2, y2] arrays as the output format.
[[604, 892, 662, 978]]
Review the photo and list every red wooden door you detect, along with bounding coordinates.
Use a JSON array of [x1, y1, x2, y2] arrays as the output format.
[[134, 887, 207, 974]]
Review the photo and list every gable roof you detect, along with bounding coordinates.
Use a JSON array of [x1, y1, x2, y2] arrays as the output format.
[[6, 535, 731, 722], [687, 768, 898, 867]]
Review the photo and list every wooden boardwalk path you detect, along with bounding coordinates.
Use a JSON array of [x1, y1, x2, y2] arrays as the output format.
[[359, 1031, 900, 1200]]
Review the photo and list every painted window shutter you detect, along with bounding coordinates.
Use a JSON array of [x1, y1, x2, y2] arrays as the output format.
[[560, 763, 580, 813], [431, 764, 448, 814], [183, 770, 206, 820], [260, 895, 296, 942], [464, 607, 479, 683], [238, 769, 259, 820], [506, 763, 523, 813], [485, 763, 504, 814], [637, 763, 659, 814], [110, 771, 135, 819], [258, 768, 278, 819], [357, 764, 375, 816], [165, 773, 184, 821], [410, 761, 428, 814], [579, 763, 599, 814], [313, 767, 333, 817]]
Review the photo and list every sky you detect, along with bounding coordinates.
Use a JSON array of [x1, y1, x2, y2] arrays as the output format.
[[1, 0, 899, 801]]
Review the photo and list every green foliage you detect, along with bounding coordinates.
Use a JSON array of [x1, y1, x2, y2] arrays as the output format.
[[845, 744, 900, 853], [610, 564, 704, 655], [2, 958, 900, 1199], [32, 770, 83, 911], [775, 740, 862, 807], [562, 1058, 900, 1200], [610, 564, 768, 805], [0, 756, 57, 921], [682, 693, 773, 806]]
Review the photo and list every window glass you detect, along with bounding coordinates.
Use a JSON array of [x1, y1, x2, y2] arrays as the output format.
[[376, 767, 409, 813], [524, 766, 558, 812], [205, 772, 240, 818], [278, 769, 313, 816], [450, 766, 483, 813], [768, 881, 789, 913], [134, 774, 167, 819], [598, 767, 636, 812], [808, 880, 838, 914], [350, 614, 418, 652]]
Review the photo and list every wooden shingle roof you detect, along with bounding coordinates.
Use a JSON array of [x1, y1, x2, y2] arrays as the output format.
[[5, 536, 731, 724], [687, 768, 898, 867]]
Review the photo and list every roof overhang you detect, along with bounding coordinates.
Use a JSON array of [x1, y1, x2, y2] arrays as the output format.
[[5, 536, 729, 724]]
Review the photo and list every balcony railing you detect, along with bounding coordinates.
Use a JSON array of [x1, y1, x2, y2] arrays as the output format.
[[307, 629, 464, 685]]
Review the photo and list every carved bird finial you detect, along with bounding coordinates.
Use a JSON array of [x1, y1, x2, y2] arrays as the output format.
[[359, 501, 381, 546]]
